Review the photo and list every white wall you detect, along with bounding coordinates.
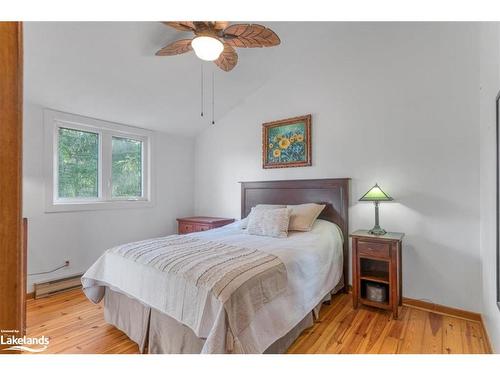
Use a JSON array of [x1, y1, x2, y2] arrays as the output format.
[[23, 102, 195, 291], [479, 23, 500, 353], [194, 23, 481, 312]]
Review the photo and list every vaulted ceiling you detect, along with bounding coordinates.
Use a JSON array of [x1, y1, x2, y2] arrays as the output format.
[[24, 22, 334, 136]]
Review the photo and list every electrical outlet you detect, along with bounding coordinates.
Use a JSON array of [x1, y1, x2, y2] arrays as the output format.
[[65, 260, 70, 267]]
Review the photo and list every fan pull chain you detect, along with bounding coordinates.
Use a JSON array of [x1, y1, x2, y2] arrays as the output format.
[[200, 64, 204, 117], [211, 71, 215, 125]]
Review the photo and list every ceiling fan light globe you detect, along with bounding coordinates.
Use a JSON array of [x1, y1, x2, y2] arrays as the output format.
[[191, 36, 224, 61]]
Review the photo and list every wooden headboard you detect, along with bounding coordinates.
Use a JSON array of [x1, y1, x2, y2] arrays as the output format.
[[240, 178, 350, 292]]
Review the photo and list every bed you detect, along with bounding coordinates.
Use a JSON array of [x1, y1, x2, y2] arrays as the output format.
[[82, 178, 350, 354]]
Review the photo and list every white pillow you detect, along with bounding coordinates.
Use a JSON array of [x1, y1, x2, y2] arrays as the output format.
[[287, 203, 326, 231], [246, 207, 292, 238], [239, 204, 286, 229]]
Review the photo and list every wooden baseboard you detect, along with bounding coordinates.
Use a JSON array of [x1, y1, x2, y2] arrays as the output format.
[[26, 291, 34, 300], [346, 284, 482, 322], [347, 285, 492, 351], [403, 297, 481, 322]]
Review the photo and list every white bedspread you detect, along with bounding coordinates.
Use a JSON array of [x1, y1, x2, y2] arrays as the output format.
[[82, 219, 343, 353]]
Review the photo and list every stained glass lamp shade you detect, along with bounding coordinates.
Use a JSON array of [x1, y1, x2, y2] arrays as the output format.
[[359, 183, 393, 235]]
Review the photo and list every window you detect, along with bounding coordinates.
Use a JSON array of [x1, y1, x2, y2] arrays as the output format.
[[112, 137, 143, 199], [58, 127, 99, 199], [44, 110, 153, 212]]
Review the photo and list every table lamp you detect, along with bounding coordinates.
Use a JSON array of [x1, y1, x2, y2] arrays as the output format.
[[359, 183, 393, 235]]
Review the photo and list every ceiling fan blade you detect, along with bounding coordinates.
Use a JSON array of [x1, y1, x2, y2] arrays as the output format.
[[162, 22, 196, 32], [213, 21, 230, 30], [155, 39, 193, 56], [222, 24, 280, 48], [214, 43, 238, 72], [192, 21, 214, 33]]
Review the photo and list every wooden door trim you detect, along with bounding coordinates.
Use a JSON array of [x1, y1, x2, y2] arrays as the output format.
[[0, 21, 23, 353]]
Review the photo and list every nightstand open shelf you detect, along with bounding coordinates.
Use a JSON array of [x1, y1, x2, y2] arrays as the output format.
[[359, 297, 390, 309], [360, 273, 390, 284], [360, 257, 389, 284], [359, 279, 389, 303], [351, 230, 404, 318]]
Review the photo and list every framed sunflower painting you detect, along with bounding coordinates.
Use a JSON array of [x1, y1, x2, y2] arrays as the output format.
[[262, 114, 312, 169]]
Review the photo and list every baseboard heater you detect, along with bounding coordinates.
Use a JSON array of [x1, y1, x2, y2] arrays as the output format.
[[34, 273, 83, 299]]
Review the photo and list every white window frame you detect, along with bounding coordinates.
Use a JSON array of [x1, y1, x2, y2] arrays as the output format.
[[44, 109, 154, 212]]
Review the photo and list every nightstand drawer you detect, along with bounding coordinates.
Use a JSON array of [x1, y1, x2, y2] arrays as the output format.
[[178, 223, 196, 234], [195, 224, 211, 232], [358, 241, 390, 259]]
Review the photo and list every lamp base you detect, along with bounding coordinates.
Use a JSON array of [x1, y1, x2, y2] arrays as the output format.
[[368, 225, 387, 236]]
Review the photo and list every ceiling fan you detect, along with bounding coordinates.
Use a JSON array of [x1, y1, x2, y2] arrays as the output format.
[[155, 22, 281, 72]]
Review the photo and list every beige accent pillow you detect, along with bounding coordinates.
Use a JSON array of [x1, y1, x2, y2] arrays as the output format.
[[255, 204, 286, 209], [240, 204, 286, 229], [287, 203, 326, 231], [246, 207, 292, 238]]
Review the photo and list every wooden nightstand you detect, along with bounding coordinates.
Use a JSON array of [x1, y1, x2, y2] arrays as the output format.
[[177, 216, 235, 234], [350, 230, 404, 318]]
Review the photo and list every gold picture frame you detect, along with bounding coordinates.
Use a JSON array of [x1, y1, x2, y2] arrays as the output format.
[[262, 114, 312, 169]]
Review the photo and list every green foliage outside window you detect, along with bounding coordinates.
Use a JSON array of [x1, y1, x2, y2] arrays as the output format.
[[112, 137, 142, 198], [58, 128, 99, 198]]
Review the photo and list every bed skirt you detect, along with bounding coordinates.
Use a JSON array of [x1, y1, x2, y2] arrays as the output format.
[[103, 283, 343, 354]]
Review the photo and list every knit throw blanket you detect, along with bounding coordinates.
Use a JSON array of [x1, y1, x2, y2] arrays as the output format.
[[110, 235, 287, 345]]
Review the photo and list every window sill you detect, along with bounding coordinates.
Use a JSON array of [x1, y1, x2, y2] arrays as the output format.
[[45, 199, 154, 213]]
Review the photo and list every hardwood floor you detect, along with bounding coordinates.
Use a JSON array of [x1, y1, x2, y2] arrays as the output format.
[[27, 289, 139, 354], [26, 289, 491, 354], [287, 293, 490, 354]]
